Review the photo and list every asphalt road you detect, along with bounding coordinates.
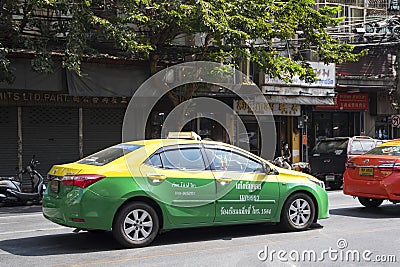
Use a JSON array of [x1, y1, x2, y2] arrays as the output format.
[[0, 191, 399, 267]]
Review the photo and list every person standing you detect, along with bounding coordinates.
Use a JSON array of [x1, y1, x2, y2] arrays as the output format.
[[281, 142, 292, 169]]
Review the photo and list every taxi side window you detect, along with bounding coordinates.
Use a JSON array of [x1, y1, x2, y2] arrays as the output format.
[[145, 153, 163, 168], [206, 148, 264, 173], [160, 148, 206, 171]]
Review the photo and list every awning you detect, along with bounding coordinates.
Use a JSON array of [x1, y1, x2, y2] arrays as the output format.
[[264, 95, 335, 105]]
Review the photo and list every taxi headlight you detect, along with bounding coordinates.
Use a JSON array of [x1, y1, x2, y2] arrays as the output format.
[[308, 177, 325, 190]]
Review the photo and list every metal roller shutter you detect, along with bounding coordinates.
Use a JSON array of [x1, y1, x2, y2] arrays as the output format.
[[83, 108, 125, 156], [22, 107, 79, 189], [0, 107, 18, 176]]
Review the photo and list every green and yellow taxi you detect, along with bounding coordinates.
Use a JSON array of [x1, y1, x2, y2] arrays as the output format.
[[43, 132, 328, 247]]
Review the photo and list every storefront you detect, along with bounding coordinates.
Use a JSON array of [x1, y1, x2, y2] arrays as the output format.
[[311, 93, 368, 148], [0, 57, 148, 190], [233, 99, 301, 158], [335, 46, 398, 140], [0, 92, 129, 190], [260, 62, 337, 162]]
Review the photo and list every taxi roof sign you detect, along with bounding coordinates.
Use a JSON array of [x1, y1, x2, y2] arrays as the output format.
[[167, 132, 202, 141]]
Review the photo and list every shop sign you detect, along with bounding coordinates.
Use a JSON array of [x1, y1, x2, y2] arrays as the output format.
[[0, 91, 129, 107], [315, 93, 368, 110], [234, 100, 301, 116], [264, 62, 335, 88]]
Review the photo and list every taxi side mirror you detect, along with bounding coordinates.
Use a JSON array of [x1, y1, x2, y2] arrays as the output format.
[[264, 163, 278, 175], [263, 163, 271, 174]]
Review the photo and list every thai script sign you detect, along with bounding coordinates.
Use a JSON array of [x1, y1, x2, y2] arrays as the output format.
[[315, 93, 368, 110]]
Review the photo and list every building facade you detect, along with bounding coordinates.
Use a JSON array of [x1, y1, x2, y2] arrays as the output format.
[[0, 56, 148, 189]]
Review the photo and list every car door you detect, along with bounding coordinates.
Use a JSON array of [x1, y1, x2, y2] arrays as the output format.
[[204, 145, 280, 223], [139, 144, 216, 226]]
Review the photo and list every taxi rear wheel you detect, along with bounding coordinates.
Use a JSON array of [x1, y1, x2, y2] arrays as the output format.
[[358, 197, 383, 208], [112, 202, 159, 248], [280, 193, 315, 231]]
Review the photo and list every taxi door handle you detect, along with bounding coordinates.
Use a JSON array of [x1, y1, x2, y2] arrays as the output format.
[[216, 178, 232, 184], [147, 174, 167, 182]]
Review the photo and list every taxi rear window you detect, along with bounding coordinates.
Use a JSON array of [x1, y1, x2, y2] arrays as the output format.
[[349, 140, 376, 154], [366, 146, 400, 156], [78, 144, 142, 166]]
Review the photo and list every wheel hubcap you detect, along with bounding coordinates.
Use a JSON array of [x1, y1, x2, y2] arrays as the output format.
[[288, 198, 311, 227], [123, 209, 153, 241]]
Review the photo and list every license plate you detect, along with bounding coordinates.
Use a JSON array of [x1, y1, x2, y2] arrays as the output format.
[[359, 167, 374, 176], [50, 180, 60, 193], [325, 175, 335, 181]]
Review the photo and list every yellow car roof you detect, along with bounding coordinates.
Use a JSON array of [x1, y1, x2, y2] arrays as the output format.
[[124, 139, 201, 146], [124, 138, 235, 147]]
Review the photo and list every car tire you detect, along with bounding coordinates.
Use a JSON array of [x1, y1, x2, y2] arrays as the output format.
[[112, 202, 159, 248], [280, 193, 315, 231], [358, 197, 383, 208]]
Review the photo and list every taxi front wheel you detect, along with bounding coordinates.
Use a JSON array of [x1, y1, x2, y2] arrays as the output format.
[[112, 202, 159, 248], [280, 193, 315, 231]]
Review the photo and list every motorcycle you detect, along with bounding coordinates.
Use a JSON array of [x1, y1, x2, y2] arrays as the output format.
[[0, 156, 46, 206], [272, 156, 311, 174]]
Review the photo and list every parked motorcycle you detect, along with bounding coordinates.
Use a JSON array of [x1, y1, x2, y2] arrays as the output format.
[[272, 156, 292, 170], [272, 156, 311, 174], [0, 156, 46, 206]]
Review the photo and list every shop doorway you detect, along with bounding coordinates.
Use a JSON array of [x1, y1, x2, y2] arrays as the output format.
[[238, 122, 260, 155], [313, 111, 361, 141]]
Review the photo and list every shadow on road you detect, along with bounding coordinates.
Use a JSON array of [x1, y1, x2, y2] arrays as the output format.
[[0, 205, 42, 215], [330, 204, 400, 219], [0, 223, 322, 256]]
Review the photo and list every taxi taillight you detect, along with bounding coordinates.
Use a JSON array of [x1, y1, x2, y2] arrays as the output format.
[[394, 162, 400, 172], [377, 161, 400, 172], [346, 160, 356, 169], [61, 174, 105, 188]]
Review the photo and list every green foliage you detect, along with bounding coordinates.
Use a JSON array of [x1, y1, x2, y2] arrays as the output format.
[[0, 43, 15, 84], [0, 0, 365, 83]]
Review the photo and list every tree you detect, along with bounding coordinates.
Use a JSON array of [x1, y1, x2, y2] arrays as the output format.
[[0, 0, 366, 100]]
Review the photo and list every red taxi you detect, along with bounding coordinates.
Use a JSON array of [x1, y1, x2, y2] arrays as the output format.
[[343, 139, 400, 208]]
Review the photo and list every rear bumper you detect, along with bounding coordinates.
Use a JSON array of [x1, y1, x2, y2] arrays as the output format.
[[313, 173, 343, 183], [343, 171, 400, 201], [42, 188, 124, 230]]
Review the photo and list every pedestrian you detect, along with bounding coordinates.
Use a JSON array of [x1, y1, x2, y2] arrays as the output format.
[[281, 142, 292, 169]]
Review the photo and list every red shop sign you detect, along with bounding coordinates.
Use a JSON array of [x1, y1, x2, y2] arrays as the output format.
[[315, 93, 368, 110]]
